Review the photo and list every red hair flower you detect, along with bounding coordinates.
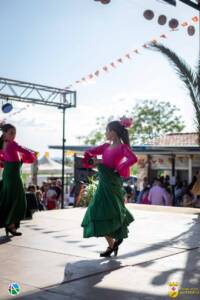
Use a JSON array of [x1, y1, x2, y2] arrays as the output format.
[[119, 116, 133, 128]]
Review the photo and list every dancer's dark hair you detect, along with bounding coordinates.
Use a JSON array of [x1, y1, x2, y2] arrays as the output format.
[[107, 121, 130, 147], [0, 123, 16, 149]]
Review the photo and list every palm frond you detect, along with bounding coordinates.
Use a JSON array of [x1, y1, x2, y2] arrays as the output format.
[[149, 43, 196, 85], [149, 42, 200, 144], [196, 58, 200, 102]]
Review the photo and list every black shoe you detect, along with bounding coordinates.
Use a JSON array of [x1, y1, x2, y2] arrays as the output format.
[[100, 247, 114, 257], [113, 245, 119, 257], [112, 239, 123, 256], [116, 239, 123, 246], [5, 227, 22, 237]]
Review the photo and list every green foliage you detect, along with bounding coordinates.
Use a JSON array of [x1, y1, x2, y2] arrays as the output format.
[[65, 157, 73, 167], [21, 173, 29, 185], [128, 100, 185, 144], [81, 100, 185, 145], [131, 165, 138, 176], [80, 177, 98, 207], [83, 115, 115, 145]]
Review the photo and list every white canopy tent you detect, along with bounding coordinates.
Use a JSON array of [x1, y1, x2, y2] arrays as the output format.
[[22, 155, 73, 175]]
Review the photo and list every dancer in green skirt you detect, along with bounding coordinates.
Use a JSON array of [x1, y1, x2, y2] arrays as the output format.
[[81, 117, 138, 257], [0, 124, 36, 236]]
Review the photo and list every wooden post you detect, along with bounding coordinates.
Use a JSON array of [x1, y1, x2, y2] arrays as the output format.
[[31, 158, 38, 185], [188, 155, 192, 184], [171, 154, 176, 206]]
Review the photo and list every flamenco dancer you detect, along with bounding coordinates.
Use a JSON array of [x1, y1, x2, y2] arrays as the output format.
[[81, 117, 138, 257], [0, 123, 36, 236]]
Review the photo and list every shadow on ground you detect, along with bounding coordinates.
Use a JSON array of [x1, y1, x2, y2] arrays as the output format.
[[4, 214, 200, 300]]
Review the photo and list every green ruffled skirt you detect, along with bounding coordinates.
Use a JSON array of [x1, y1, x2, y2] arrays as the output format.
[[0, 162, 26, 228], [81, 164, 134, 239]]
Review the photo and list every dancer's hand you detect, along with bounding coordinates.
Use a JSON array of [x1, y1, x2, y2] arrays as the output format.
[[114, 170, 120, 175], [93, 158, 102, 165]]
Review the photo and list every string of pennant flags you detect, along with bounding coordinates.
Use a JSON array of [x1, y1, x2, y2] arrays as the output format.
[[138, 155, 200, 168], [64, 13, 199, 90], [3, 13, 199, 122], [143, 9, 198, 34]]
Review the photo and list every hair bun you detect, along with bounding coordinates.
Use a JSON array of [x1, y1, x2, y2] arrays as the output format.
[[119, 116, 133, 128]]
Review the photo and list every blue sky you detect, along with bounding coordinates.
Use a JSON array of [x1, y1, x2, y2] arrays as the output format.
[[0, 0, 199, 157]]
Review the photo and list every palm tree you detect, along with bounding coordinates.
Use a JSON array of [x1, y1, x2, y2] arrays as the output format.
[[149, 42, 200, 144]]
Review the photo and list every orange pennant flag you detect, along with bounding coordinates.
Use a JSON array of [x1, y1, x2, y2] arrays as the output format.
[[117, 58, 123, 63], [95, 70, 100, 76], [66, 86, 73, 89], [151, 39, 157, 44], [110, 62, 116, 68], [192, 16, 199, 22], [134, 49, 139, 54], [125, 53, 131, 59], [181, 22, 188, 27], [160, 34, 167, 38], [64, 85, 72, 89], [103, 66, 109, 72]]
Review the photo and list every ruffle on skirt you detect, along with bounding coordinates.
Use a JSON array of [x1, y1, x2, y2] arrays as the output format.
[[81, 164, 134, 239]]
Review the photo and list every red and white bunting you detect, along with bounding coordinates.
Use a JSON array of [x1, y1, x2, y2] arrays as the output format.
[[192, 16, 199, 22], [110, 62, 116, 68], [181, 22, 188, 27], [125, 53, 131, 59], [151, 39, 157, 44], [117, 58, 123, 63], [63, 14, 198, 89], [103, 66, 109, 72], [4, 10, 197, 120]]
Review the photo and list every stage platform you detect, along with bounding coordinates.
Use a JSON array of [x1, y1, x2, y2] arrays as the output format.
[[0, 204, 199, 299]]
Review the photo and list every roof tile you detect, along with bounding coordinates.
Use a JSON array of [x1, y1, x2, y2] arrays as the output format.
[[149, 133, 199, 146]]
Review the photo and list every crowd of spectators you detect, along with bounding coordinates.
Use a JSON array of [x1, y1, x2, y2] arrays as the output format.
[[24, 179, 62, 218], [25, 172, 200, 216], [124, 173, 200, 208]]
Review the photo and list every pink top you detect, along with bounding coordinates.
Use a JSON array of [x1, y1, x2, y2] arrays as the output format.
[[82, 143, 138, 179], [148, 186, 171, 206], [141, 192, 151, 205], [0, 141, 36, 165]]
